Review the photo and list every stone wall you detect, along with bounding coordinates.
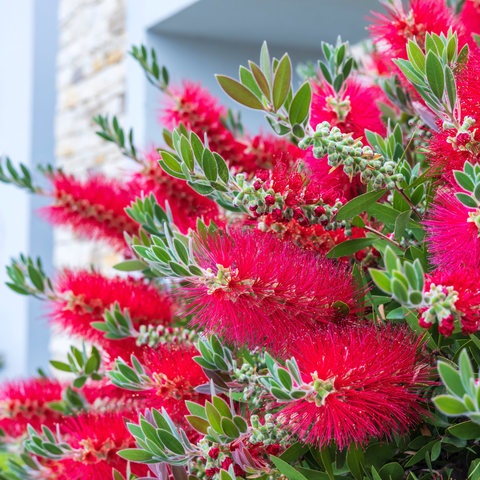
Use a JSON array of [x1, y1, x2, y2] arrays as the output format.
[[51, 0, 128, 365]]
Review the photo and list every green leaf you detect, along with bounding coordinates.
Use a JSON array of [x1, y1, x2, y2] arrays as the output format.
[[233, 415, 248, 434], [326, 238, 376, 258], [180, 136, 194, 171], [279, 442, 309, 462], [270, 455, 308, 480], [455, 192, 478, 208], [425, 51, 445, 100], [346, 447, 364, 480], [433, 395, 469, 415], [369, 269, 393, 294], [240, 65, 264, 99], [117, 449, 155, 462], [186, 415, 210, 435], [260, 41, 272, 86], [405, 440, 438, 467], [49, 360, 72, 373], [249, 61, 271, 99], [28, 265, 44, 292], [185, 401, 207, 420], [447, 420, 480, 439], [270, 387, 291, 400], [190, 132, 204, 166], [73, 376, 87, 389], [205, 402, 223, 435], [289, 82, 312, 125], [445, 65, 457, 112], [221, 417, 240, 439], [157, 429, 185, 455], [392, 278, 409, 304], [394, 210, 411, 241], [272, 54, 292, 111], [277, 368, 293, 391], [335, 189, 387, 221], [438, 360, 466, 397], [213, 396, 233, 420], [213, 153, 229, 184], [378, 462, 404, 480], [161, 151, 183, 173], [168, 261, 191, 277], [187, 181, 214, 196], [113, 260, 146, 272], [407, 40, 426, 73], [216, 75, 264, 110], [454, 170, 475, 192], [202, 150, 218, 182], [459, 348, 474, 393], [84, 355, 98, 375]]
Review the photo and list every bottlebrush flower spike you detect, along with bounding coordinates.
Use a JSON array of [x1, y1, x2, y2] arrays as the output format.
[[424, 187, 480, 271], [274, 324, 431, 448], [418, 268, 480, 336], [131, 148, 220, 233], [460, 1, 480, 49], [54, 411, 148, 480], [183, 229, 363, 350], [41, 172, 139, 252], [50, 269, 175, 347], [368, 0, 462, 63], [0, 378, 63, 438], [135, 344, 207, 434], [310, 77, 386, 140], [426, 56, 480, 179], [308, 77, 386, 199]]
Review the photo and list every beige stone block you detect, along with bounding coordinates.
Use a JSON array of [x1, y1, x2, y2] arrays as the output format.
[[55, 142, 74, 158], [106, 48, 123, 65]]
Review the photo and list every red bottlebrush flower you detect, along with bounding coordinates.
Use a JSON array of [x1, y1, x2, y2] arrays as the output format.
[[41, 173, 139, 252], [0, 378, 63, 438], [308, 78, 386, 199], [426, 56, 480, 179], [419, 268, 480, 335], [183, 229, 363, 350], [55, 411, 148, 480], [460, 1, 480, 49], [310, 77, 386, 140], [246, 133, 304, 171], [368, 0, 464, 63], [206, 468, 220, 478], [424, 187, 480, 271], [275, 324, 431, 448], [50, 269, 175, 347], [131, 148, 220, 233], [135, 345, 207, 437]]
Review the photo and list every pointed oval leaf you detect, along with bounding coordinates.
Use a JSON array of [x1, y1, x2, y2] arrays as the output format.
[[202, 150, 218, 182], [434, 395, 468, 415], [186, 415, 210, 435], [221, 417, 240, 439], [426, 51, 445, 101], [272, 54, 292, 111], [249, 61, 271, 100], [289, 82, 312, 125], [216, 75, 264, 110]]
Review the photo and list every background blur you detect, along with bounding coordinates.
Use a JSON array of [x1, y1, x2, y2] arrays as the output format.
[[0, 0, 378, 379]]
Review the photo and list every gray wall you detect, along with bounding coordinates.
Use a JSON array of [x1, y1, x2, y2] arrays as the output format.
[[0, 0, 58, 379]]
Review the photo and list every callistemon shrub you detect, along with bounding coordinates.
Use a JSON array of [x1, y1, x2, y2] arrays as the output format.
[[5, 2, 480, 479]]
